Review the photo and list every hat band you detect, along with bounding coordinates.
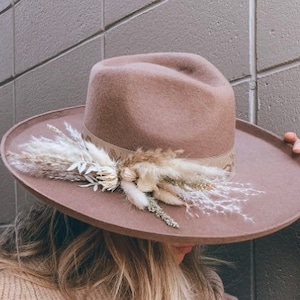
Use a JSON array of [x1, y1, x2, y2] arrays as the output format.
[[82, 124, 235, 175]]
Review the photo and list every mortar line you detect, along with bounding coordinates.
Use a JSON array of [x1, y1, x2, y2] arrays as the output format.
[[249, 0, 257, 125], [11, 0, 19, 216], [258, 59, 300, 78], [230, 76, 251, 86], [250, 238, 256, 300], [1, 1, 166, 85], [104, 0, 167, 32], [249, 1, 257, 299], [102, 0, 105, 60]]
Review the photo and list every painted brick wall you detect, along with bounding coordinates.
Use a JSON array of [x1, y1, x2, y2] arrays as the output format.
[[0, 1, 299, 299]]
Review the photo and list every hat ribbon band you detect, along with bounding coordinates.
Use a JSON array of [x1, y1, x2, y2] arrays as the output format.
[[82, 124, 235, 176]]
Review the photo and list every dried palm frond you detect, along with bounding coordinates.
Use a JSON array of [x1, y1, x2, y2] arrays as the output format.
[[8, 123, 118, 192]]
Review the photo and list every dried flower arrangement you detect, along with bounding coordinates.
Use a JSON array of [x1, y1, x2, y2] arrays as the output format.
[[8, 123, 261, 228]]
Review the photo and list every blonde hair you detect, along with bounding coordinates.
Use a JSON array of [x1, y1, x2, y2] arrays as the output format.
[[0, 203, 223, 299]]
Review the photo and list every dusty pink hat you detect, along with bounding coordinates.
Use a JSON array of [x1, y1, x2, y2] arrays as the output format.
[[1, 53, 299, 244]]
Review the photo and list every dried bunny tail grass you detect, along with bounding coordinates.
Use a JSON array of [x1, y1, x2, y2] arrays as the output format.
[[119, 150, 228, 186], [118, 147, 261, 224], [120, 181, 180, 227], [153, 187, 186, 206], [120, 180, 149, 210], [167, 159, 228, 180]]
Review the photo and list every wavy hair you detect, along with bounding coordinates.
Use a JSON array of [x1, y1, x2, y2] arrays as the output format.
[[0, 203, 224, 299]]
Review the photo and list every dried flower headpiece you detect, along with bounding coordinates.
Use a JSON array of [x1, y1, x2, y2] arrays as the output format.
[[8, 123, 261, 227]]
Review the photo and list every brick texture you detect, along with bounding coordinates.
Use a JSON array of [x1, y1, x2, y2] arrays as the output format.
[[0, 1, 299, 298]]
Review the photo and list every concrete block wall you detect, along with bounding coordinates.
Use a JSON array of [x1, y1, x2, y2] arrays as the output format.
[[0, 1, 299, 299]]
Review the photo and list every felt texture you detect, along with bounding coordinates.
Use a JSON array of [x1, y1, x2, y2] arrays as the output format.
[[84, 53, 235, 159]]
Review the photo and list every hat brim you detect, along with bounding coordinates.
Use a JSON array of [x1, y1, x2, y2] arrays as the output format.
[[1, 106, 299, 244]]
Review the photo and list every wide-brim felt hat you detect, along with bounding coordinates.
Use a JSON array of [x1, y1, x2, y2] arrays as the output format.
[[1, 52, 299, 244]]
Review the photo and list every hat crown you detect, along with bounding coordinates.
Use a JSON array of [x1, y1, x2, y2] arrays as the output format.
[[83, 53, 235, 168]]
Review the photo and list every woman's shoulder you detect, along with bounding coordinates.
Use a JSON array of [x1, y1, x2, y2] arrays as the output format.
[[0, 268, 112, 300], [0, 268, 65, 300]]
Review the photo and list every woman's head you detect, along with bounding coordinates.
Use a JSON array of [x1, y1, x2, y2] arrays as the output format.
[[0, 203, 224, 299], [1, 202, 189, 264]]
